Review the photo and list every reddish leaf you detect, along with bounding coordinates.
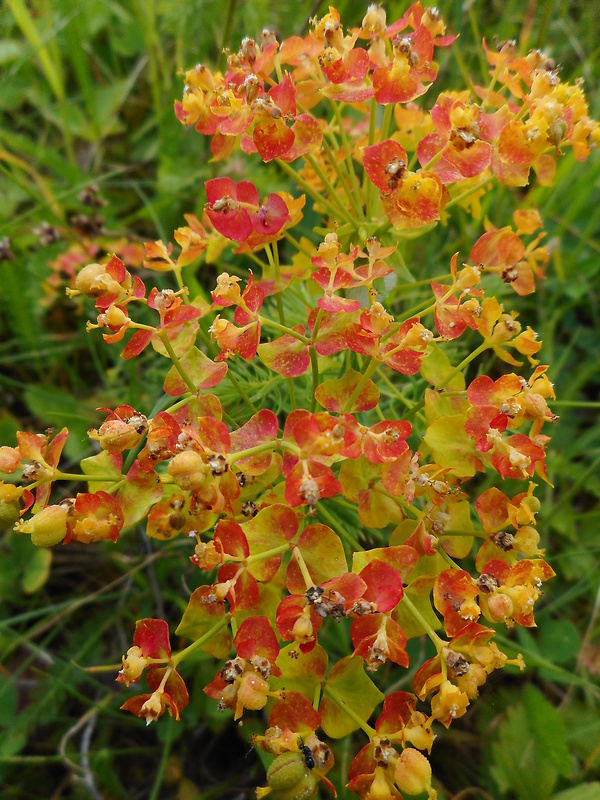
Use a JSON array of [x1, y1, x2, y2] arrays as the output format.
[[134, 618, 171, 659], [164, 346, 227, 396], [269, 691, 321, 735], [258, 328, 310, 377], [315, 368, 380, 412], [116, 461, 163, 528], [234, 616, 279, 664], [358, 560, 404, 612]]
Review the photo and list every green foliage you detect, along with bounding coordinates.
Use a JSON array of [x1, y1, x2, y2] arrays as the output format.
[[1, 1, 599, 799]]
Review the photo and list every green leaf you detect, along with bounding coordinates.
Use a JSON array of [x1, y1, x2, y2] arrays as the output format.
[[539, 620, 581, 665], [272, 643, 328, 701], [489, 687, 572, 800], [80, 450, 122, 493], [422, 415, 477, 478], [21, 547, 52, 593], [420, 343, 466, 390], [552, 783, 600, 800], [319, 655, 384, 738], [175, 588, 232, 659], [524, 685, 572, 779], [0, 675, 18, 726]]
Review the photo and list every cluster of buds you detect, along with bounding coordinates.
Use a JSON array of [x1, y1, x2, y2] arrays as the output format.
[[2, 3, 597, 799]]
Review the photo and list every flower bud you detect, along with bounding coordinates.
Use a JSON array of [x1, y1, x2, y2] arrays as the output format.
[[15, 504, 68, 547], [0, 446, 21, 474], [394, 748, 433, 796]]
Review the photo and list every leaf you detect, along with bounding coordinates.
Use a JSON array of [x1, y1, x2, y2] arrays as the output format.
[[524, 685, 572, 779], [423, 415, 478, 478], [175, 586, 232, 659], [243, 504, 298, 581], [163, 347, 227, 396], [257, 329, 310, 377], [315, 368, 379, 412], [489, 691, 566, 800], [552, 785, 600, 800], [419, 343, 465, 390], [117, 462, 163, 528], [285, 524, 347, 593], [538, 620, 581, 665], [272, 642, 328, 700], [319, 655, 384, 738], [393, 575, 441, 639], [21, 547, 51, 594], [0, 674, 18, 726], [81, 450, 123, 493]]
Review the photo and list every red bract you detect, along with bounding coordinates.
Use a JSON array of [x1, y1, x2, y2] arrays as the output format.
[[121, 288, 203, 360], [17, 427, 69, 507], [65, 490, 124, 543], [205, 177, 291, 243], [373, 26, 437, 104]]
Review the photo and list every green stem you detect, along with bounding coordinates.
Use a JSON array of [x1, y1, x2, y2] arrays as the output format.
[[171, 616, 230, 667], [440, 529, 485, 539], [229, 441, 277, 464], [435, 545, 461, 570], [283, 230, 314, 258], [310, 347, 320, 413], [317, 503, 364, 552], [292, 546, 315, 589], [366, 97, 378, 220], [226, 370, 258, 414], [217, 0, 237, 72], [323, 686, 376, 738], [381, 103, 393, 141], [276, 158, 355, 226], [322, 137, 363, 219], [328, 99, 364, 217], [259, 316, 310, 344], [401, 594, 446, 650], [304, 153, 356, 226], [446, 175, 494, 211], [402, 342, 490, 420], [342, 358, 380, 413], [159, 332, 197, 393], [246, 542, 291, 566], [54, 472, 123, 482]]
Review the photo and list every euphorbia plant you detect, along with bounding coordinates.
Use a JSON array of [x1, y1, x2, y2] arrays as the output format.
[[2, 3, 598, 798]]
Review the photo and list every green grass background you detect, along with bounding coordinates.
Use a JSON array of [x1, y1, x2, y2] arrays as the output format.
[[0, 1, 599, 799]]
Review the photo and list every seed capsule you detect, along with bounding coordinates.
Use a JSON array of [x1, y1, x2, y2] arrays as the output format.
[[266, 752, 318, 800]]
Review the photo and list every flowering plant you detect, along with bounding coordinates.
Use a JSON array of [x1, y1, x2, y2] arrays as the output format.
[[2, 3, 598, 798]]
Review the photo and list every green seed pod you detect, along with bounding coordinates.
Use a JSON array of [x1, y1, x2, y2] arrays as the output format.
[[266, 753, 318, 800], [0, 500, 20, 530], [24, 505, 68, 547]]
